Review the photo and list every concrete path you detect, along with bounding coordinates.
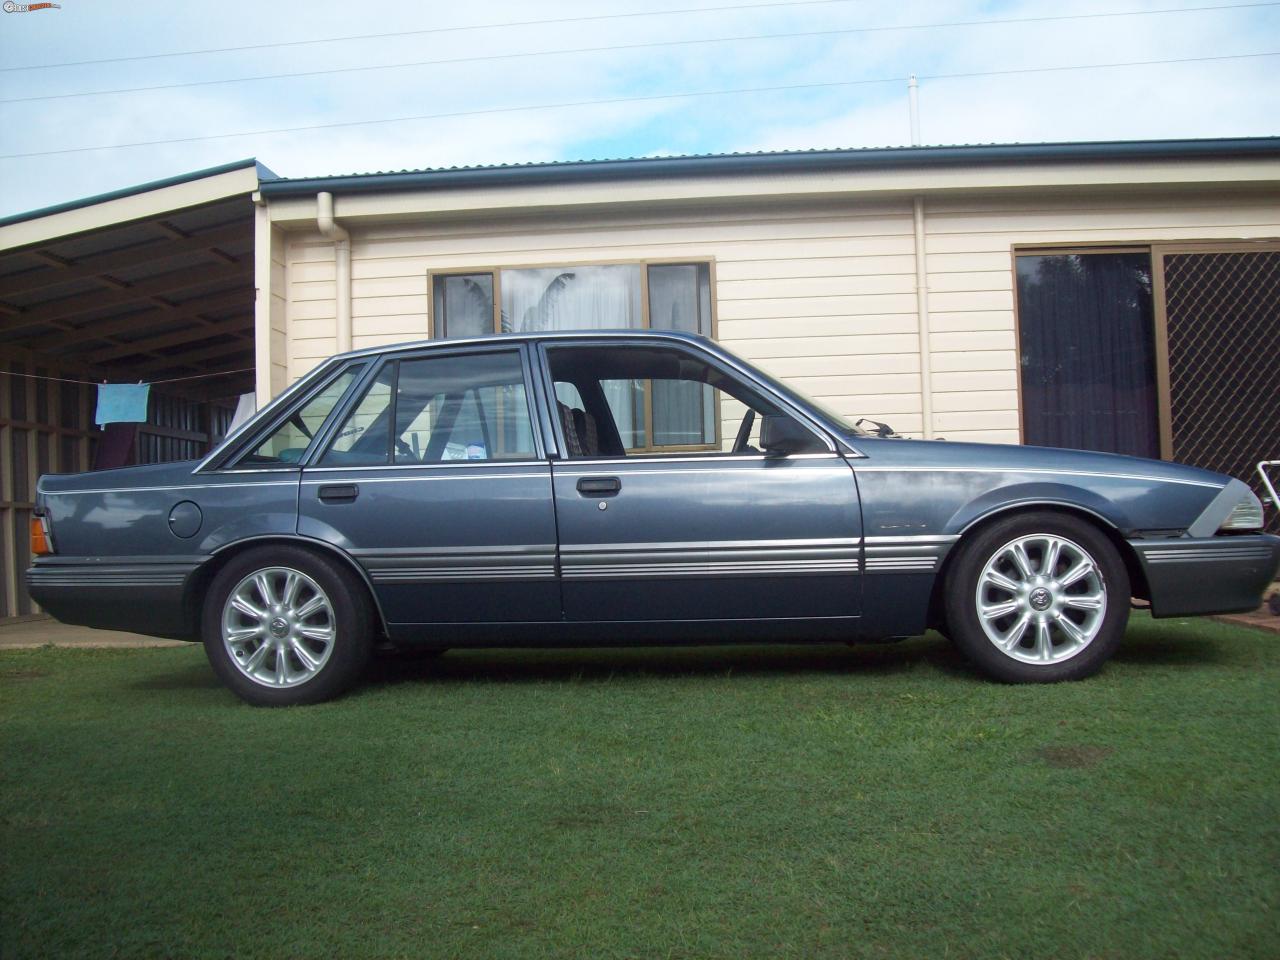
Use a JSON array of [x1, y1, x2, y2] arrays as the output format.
[[0, 619, 186, 649], [1216, 608, 1280, 635]]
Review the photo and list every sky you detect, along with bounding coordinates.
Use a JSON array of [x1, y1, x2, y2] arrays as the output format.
[[0, 0, 1277, 217]]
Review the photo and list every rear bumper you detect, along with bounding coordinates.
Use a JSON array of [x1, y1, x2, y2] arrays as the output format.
[[26, 559, 199, 639], [1131, 534, 1280, 618]]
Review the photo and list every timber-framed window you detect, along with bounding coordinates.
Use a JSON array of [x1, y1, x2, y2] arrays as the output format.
[[430, 262, 713, 340], [430, 261, 716, 451]]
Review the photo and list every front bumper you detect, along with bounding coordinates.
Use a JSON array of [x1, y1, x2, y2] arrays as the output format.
[[1131, 534, 1280, 618]]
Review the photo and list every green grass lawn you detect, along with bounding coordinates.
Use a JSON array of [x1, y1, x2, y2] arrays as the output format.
[[2, 615, 1277, 960]]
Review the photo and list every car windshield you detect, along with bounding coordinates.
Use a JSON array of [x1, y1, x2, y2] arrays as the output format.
[[713, 342, 868, 437]]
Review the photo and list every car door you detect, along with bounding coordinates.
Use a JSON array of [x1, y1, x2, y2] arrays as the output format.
[[297, 344, 559, 630], [539, 339, 863, 624]]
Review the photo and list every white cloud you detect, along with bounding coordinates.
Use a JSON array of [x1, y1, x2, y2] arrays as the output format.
[[738, 0, 1280, 149]]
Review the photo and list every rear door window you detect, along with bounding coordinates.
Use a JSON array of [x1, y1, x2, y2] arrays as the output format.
[[318, 350, 537, 466]]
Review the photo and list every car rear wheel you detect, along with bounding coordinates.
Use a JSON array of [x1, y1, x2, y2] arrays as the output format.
[[944, 511, 1130, 683], [202, 546, 374, 706]]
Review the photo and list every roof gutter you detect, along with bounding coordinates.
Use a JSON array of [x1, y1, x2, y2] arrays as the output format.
[[316, 191, 352, 354]]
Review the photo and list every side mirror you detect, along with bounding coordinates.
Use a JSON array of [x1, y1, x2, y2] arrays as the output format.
[[759, 415, 822, 456]]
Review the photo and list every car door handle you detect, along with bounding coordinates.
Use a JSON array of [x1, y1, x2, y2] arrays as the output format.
[[576, 476, 621, 496], [317, 484, 359, 503]]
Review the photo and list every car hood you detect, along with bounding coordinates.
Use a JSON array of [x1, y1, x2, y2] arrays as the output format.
[[845, 436, 1232, 488]]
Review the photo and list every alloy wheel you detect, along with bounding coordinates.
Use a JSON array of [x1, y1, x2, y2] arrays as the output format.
[[221, 566, 336, 688], [974, 534, 1108, 664]]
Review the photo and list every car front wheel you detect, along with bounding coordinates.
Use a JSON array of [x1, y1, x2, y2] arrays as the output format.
[[944, 512, 1131, 683], [202, 546, 374, 706]]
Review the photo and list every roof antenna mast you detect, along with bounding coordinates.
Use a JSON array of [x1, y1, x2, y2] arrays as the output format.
[[908, 74, 921, 146]]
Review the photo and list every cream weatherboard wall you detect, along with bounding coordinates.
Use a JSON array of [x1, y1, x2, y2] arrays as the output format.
[[921, 189, 1280, 442], [274, 187, 1280, 445]]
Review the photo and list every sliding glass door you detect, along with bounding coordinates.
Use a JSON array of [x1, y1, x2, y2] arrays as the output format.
[[1016, 251, 1160, 458]]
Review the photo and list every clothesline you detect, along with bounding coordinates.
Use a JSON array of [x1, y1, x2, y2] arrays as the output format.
[[2, 366, 255, 386]]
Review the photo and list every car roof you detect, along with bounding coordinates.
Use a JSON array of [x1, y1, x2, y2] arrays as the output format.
[[198, 330, 721, 470], [334, 328, 713, 362], [198, 328, 850, 471]]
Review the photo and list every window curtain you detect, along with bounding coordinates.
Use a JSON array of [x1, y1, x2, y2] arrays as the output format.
[[1017, 253, 1159, 458], [500, 265, 642, 333], [647, 263, 711, 334], [435, 275, 493, 338], [503, 266, 643, 440], [647, 264, 714, 443], [498, 263, 715, 448]]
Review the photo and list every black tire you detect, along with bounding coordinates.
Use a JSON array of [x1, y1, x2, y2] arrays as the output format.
[[944, 511, 1130, 683], [202, 545, 375, 706]]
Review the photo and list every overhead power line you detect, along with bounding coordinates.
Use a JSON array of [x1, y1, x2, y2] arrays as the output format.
[[2, 51, 1274, 161], [0, 0, 869, 72], [2, 2, 1274, 105]]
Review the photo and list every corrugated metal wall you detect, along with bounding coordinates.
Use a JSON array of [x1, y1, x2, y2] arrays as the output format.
[[1, 359, 95, 619], [0, 364, 236, 621]]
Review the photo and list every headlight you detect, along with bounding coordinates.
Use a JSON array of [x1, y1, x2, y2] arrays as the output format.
[[1219, 491, 1265, 531]]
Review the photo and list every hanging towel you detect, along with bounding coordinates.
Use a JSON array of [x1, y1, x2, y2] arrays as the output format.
[[229, 391, 257, 430], [93, 423, 138, 469], [94, 383, 150, 426]]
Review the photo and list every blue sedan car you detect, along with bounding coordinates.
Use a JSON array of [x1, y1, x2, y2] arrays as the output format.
[[27, 331, 1279, 705]]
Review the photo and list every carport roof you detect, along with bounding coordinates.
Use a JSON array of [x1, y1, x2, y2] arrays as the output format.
[[0, 159, 268, 399]]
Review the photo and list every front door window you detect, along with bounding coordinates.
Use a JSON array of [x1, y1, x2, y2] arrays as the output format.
[[544, 343, 825, 458]]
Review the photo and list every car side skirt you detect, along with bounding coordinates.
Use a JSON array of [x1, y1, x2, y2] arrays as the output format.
[[26, 551, 945, 644], [385, 615, 873, 647]]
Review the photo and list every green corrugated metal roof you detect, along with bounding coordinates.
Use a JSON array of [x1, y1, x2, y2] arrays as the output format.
[[5, 138, 1277, 228], [256, 138, 1280, 197], [0, 158, 277, 229]]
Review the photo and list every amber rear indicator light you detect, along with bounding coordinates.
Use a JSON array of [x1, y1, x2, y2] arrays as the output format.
[[30, 516, 52, 556]]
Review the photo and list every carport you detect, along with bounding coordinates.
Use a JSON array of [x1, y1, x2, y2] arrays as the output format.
[[0, 159, 270, 622]]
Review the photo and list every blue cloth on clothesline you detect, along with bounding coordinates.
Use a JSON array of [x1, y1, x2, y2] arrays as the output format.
[[94, 383, 150, 426]]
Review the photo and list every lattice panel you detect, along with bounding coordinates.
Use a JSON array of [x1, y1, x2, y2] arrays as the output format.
[[1164, 251, 1280, 533]]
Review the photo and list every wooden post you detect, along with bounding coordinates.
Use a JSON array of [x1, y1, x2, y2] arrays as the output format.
[[1, 361, 15, 619]]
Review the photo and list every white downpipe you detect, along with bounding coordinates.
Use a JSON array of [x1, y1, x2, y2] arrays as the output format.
[[252, 197, 274, 408], [913, 195, 934, 440], [316, 191, 352, 354]]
